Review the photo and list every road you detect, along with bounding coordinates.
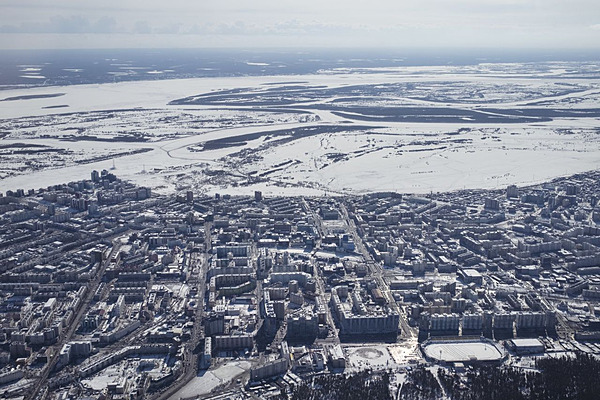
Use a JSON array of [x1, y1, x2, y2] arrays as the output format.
[[27, 237, 124, 400], [153, 222, 211, 400], [338, 201, 415, 339], [301, 197, 340, 343]]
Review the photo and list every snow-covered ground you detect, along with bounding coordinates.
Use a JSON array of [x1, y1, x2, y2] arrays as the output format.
[[422, 341, 504, 362], [168, 360, 251, 400], [1, 62, 599, 195]]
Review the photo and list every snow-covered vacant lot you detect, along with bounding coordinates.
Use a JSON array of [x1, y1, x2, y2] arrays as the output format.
[[1, 61, 599, 195]]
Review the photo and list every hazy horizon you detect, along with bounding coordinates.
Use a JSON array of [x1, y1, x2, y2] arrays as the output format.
[[2, 46, 600, 54], [2, 47, 599, 89], [1, 0, 600, 50]]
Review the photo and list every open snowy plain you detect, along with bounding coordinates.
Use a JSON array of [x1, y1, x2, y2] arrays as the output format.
[[1, 61, 599, 195]]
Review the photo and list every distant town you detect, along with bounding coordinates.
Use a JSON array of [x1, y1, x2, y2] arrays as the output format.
[[2, 168, 600, 399]]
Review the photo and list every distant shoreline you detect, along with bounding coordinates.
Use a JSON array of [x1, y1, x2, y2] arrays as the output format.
[[1, 47, 599, 90]]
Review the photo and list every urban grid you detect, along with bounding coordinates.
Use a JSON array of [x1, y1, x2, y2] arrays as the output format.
[[1, 168, 600, 399]]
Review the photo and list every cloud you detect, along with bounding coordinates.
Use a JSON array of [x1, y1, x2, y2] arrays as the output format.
[[91, 16, 117, 34], [154, 23, 182, 35], [184, 20, 386, 37], [133, 21, 152, 34], [0, 15, 118, 34], [1, 1, 600, 49]]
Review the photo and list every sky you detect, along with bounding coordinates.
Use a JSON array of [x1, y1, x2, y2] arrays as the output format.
[[0, 0, 599, 50]]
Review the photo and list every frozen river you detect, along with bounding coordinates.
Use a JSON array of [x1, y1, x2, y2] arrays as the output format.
[[1, 61, 599, 195]]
